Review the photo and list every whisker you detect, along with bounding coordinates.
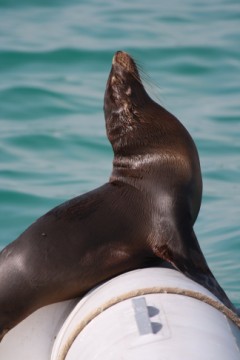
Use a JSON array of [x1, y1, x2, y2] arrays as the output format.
[[133, 57, 165, 105]]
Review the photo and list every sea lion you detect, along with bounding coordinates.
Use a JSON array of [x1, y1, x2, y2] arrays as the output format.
[[0, 51, 237, 341]]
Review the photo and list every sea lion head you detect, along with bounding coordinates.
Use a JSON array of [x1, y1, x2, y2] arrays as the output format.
[[104, 51, 184, 154], [104, 51, 153, 153]]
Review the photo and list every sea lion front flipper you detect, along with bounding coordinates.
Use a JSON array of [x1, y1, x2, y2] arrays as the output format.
[[153, 228, 236, 312]]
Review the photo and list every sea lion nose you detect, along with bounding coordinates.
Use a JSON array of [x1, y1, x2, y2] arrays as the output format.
[[112, 51, 131, 67], [113, 50, 126, 64]]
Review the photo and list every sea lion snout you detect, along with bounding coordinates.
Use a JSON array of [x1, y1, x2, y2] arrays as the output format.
[[111, 51, 141, 83], [112, 51, 135, 73]]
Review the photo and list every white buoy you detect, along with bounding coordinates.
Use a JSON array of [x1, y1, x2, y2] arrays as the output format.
[[1, 268, 239, 360]]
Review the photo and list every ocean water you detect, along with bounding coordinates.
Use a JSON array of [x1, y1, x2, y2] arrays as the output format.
[[0, 0, 239, 306]]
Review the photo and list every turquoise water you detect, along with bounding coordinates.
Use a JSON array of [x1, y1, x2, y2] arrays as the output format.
[[0, 0, 239, 306]]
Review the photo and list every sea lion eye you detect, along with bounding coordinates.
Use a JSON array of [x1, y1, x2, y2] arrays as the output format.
[[126, 87, 131, 96], [111, 75, 116, 85], [111, 74, 123, 86]]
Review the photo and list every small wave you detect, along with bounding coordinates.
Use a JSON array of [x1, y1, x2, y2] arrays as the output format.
[[0, 48, 112, 71]]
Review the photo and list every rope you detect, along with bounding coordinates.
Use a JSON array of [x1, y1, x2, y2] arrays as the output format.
[[56, 286, 240, 360]]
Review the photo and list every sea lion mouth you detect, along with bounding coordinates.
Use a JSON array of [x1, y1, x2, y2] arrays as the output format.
[[112, 51, 140, 79]]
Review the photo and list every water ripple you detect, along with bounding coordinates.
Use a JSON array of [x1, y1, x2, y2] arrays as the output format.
[[0, 0, 239, 303]]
